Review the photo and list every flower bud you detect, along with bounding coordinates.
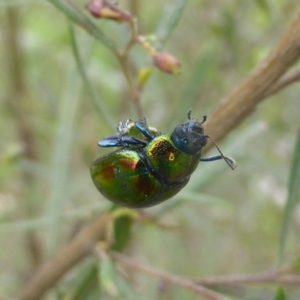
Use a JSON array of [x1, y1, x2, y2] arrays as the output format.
[[86, 0, 132, 22], [153, 52, 181, 75], [86, 0, 103, 18]]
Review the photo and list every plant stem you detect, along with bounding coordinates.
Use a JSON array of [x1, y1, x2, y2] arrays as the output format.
[[110, 251, 231, 300], [204, 11, 300, 152]]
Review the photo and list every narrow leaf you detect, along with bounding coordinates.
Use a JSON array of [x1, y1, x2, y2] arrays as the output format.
[[292, 256, 300, 272], [278, 130, 300, 263], [112, 215, 133, 251], [68, 22, 115, 129], [99, 256, 118, 296], [46, 0, 115, 50], [273, 286, 286, 300], [155, 0, 188, 46], [71, 263, 99, 300], [254, 0, 272, 21]]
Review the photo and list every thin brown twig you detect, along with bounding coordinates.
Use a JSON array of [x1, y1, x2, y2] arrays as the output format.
[[128, 0, 140, 19], [265, 66, 300, 97], [198, 270, 300, 286], [19, 214, 112, 300], [204, 11, 300, 151], [91, 0, 143, 117], [110, 251, 231, 300], [0, 296, 18, 300], [206, 66, 300, 139], [111, 252, 300, 288]]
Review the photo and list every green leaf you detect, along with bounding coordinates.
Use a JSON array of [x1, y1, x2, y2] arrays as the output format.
[[138, 68, 153, 88], [109, 206, 136, 251], [45, 49, 82, 255], [292, 256, 300, 272], [273, 286, 286, 300], [68, 22, 115, 129], [99, 256, 118, 297], [112, 215, 133, 251], [71, 263, 100, 300], [170, 44, 219, 124], [254, 0, 272, 21], [278, 131, 300, 263], [98, 254, 142, 300], [155, 0, 188, 46]]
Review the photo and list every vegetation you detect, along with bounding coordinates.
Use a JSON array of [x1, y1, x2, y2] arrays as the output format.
[[1, 0, 300, 299]]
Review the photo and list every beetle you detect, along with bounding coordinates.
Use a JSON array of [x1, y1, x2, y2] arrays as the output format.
[[90, 110, 235, 208]]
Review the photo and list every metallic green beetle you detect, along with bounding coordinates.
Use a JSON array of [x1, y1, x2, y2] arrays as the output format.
[[90, 111, 235, 208]]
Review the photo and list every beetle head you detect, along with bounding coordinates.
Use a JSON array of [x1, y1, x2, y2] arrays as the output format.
[[171, 111, 207, 155]]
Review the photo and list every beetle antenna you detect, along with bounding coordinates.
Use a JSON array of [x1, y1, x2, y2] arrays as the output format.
[[200, 115, 207, 125], [205, 135, 236, 170], [187, 110, 207, 125], [187, 109, 192, 120]]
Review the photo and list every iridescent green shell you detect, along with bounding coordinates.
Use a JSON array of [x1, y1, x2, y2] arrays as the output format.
[[144, 135, 201, 182], [90, 135, 202, 208]]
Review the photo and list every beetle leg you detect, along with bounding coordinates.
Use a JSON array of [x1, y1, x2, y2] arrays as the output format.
[[116, 119, 135, 140], [98, 117, 159, 148], [117, 119, 134, 134], [98, 135, 147, 148], [200, 155, 223, 162], [135, 117, 157, 141], [201, 155, 236, 170]]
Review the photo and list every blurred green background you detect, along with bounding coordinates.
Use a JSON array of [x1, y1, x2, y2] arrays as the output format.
[[1, 0, 300, 299]]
